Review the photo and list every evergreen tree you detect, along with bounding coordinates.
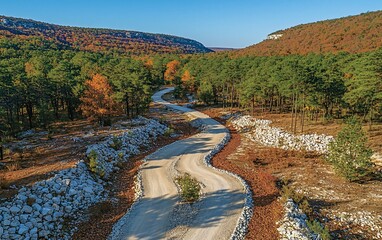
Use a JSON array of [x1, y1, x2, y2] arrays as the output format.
[[327, 118, 374, 181]]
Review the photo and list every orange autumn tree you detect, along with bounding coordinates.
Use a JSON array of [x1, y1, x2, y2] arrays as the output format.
[[164, 60, 180, 83], [80, 74, 118, 126], [181, 69, 195, 92]]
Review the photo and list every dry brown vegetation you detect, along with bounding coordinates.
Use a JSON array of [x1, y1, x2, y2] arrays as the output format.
[[235, 11, 382, 56], [201, 109, 283, 239], [0, 16, 211, 54]]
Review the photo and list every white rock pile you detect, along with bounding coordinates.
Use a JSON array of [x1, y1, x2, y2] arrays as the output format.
[[0, 161, 106, 240], [277, 199, 317, 240], [0, 117, 168, 240], [85, 116, 168, 179], [230, 115, 333, 154]]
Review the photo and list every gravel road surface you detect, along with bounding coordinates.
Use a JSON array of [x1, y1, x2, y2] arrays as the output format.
[[113, 88, 245, 240]]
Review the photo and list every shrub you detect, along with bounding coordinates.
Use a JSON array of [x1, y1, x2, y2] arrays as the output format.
[[88, 150, 105, 177], [164, 128, 175, 137], [326, 118, 374, 181], [110, 136, 122, 150], [280, 180, 303, 203], [280, 182, 311, 216], [175, 173, 201, 202], [116, 152, 124, 168], [6, 161, 21, 171], [307, 220, 331, 240]]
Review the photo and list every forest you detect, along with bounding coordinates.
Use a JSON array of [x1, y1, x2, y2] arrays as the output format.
[[1, 33, 382, 137], [1, 10, 381, 137], [0, 36, 184, 134], [1, 10, 382, 137], [170, 50, 382, 132]]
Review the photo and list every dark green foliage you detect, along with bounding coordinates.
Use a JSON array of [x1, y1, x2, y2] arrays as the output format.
[[88, 150, 99, 174], [180, 50, 381, 132], [0, 38, 170, 135], [344, 48, 382, 128], [175, 173, 201, 202], [307, 220, 332, 240], [110, 136, 122, 151], [88, 150, 105, 178], [327, 118, 374, 181]]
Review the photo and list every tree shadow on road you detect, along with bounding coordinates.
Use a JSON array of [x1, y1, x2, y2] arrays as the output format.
[[122, 189, 245, 239]]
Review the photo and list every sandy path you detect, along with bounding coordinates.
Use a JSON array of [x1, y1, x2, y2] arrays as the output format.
[[113, 88, 245, 240]]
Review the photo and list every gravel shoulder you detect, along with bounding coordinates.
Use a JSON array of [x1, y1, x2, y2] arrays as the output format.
[[111, 88, 245, 240]]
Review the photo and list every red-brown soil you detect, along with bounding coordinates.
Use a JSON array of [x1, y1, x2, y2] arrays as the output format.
[[201, 109, 283, 240], [199, 106, 382, 239]]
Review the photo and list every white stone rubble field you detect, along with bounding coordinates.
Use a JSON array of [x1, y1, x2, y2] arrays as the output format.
[[0, 117, 168, 240], [227, 114, 381, 240], [228, 114, 328, 239]]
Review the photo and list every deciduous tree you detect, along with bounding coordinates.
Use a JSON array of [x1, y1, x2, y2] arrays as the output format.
[[164, 60, 180, 83], [80, 74, 117, 126]]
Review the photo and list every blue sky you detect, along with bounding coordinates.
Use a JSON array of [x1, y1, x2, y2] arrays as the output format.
[[1, 0, 382, 48]]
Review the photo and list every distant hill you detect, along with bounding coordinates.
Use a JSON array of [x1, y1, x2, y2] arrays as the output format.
[[209, 47, 237, 52], [0, 15, 212, 54], [236, 11, 382, 56]]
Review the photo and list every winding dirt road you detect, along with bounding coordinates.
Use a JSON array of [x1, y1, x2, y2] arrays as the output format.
[[112, 88, 245, 240]]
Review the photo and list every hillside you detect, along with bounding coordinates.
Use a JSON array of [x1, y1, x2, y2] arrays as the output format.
[[236, 11, 382, 56], [209, 47, 237, 52], [0, 15, 212, 54]]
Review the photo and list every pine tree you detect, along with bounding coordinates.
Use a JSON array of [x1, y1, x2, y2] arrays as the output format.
[[327, 118, 374, 181]]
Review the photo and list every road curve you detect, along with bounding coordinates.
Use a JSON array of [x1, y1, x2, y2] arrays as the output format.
[[112, 88, 245, 240]]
